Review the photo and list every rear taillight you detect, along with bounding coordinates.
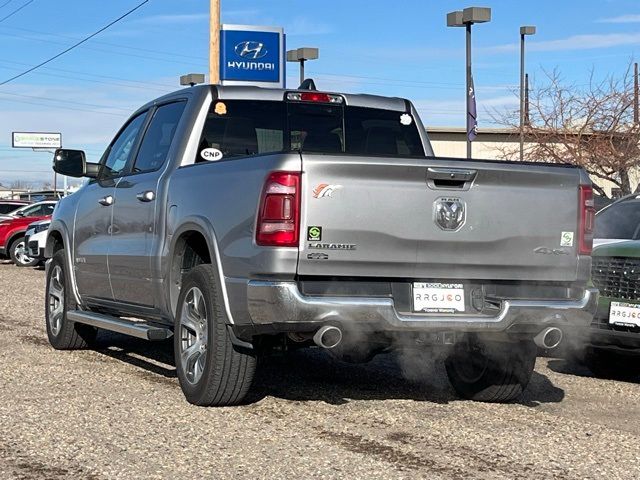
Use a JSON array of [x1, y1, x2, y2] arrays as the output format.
[[256, 171, 301, 247], [578, 185, 595, 255]]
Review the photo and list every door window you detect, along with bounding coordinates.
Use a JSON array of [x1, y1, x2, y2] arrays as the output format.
[[132, 101, 187, 174], [101, 112, 147, 179]]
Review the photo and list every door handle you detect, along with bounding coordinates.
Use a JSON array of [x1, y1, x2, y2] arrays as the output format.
[[136, 190, 155, 202], [98, 195, 114, 206]]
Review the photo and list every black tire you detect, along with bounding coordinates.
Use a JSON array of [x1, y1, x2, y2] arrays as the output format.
[[445, 336, 536, 403], [10, 236, 38, 267], [174, 264, 256, 406], [45, 249, 97, 349], [582, 347, 640, 380]]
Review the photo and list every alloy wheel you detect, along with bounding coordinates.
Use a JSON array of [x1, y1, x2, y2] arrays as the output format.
[[179, 286, 208, 385], [48, 265, 65, 336]]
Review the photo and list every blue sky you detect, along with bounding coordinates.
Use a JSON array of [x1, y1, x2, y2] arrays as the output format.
[[1, 0, 640, 186]]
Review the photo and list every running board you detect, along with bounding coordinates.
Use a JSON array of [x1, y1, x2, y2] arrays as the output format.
[[67, 310, 173, 341]]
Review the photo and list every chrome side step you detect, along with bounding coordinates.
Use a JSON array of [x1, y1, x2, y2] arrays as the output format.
[[67, 310, 172, 341]]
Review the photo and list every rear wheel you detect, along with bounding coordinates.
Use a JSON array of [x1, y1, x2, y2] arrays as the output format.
[[445, 336, 536, 403], [174, 264, 256, 406], [45, 249, 97, 349], [10, 236, 38, 267], [582, 347, 640, 380]]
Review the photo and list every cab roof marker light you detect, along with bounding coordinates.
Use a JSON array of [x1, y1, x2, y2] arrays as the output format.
[[286, 92, 343, 104]]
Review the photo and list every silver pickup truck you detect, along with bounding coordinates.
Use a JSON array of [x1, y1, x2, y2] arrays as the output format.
[[47, 84, 598, 406]]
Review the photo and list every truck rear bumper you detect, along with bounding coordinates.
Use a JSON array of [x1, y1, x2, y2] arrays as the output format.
[[247, 281, 598, 333]]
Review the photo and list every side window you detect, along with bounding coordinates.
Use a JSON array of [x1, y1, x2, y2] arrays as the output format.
[[42, 204, 55, 215], [22, 204, 42, 216], [101, 112, 147, 179], [132, 101, 187, 174]]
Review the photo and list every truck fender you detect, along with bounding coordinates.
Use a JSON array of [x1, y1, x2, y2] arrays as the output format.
[[168, 215, 236, 325], [45, 220, 83, 307]]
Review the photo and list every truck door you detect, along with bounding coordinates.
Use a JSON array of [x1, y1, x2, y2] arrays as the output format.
[[109, 101, 186, 307], [74, 111, 148, 302]]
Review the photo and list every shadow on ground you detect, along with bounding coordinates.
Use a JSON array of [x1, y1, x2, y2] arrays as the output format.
[[86, 331, 566, 406]]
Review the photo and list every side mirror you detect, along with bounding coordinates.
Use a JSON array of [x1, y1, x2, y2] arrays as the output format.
[[15, 211, 24, 217], [52, 149, 99, 178]]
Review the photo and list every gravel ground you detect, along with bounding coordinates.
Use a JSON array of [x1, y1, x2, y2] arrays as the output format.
[[0, 263, 639, 479]]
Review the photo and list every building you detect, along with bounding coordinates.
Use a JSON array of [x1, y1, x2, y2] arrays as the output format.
[[426, 126, 638, 198]]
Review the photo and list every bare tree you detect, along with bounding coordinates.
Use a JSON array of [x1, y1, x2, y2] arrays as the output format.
[[9, 180, 29, 190], [492, 65, 640, 197]]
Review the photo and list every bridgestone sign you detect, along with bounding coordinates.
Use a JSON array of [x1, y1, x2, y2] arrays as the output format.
[[12, 132, 62, 149]]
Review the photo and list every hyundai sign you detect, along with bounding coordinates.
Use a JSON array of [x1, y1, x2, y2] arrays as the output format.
[[220, 24, 285, 88]]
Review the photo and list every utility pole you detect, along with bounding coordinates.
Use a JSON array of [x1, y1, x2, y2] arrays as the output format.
[[519, 26, 536, 161], [209, 0, 220, 84], [634, 62, 639, 125]]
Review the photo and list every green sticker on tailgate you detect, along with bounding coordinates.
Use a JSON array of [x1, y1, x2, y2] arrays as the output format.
[[307, 226, 322, 241]]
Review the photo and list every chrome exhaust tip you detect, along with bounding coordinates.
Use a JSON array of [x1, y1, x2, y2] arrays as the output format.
[[534, 327, 563, 350], [313, 325, 343, 349]]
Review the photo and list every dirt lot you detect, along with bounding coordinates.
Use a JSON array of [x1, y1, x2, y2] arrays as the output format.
[[0, 263, 639, 479]]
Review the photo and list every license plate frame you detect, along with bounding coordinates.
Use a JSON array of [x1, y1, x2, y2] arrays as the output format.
[[413, 282, 465, 313], [609, 301, 640, 327]]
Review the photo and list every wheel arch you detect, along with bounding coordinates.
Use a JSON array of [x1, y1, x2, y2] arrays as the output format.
[[168, 216, 235, 324], [45, 221, 82, 307]]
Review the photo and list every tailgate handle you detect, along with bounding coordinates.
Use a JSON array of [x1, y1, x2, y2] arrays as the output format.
[[426, 167, 477, 190]]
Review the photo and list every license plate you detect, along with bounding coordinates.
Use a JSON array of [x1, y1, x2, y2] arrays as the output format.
[[413, 282, 465, 313], [609, 301, 640, 327]]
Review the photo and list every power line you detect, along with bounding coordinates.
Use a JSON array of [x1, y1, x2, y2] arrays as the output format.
[[0, 24, 206, 62], [0, 0, 150, 86], [0, 0, 32, 24], [0, 1, 15, 10]]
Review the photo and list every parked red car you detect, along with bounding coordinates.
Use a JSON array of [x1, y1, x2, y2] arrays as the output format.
[[0, 201, 56, 266]]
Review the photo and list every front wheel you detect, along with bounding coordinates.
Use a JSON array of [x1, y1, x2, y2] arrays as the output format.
[[45, 249, 97, 349], [174, 264, 256, 406], [10, 236, 38, 267], [445, 336, 536, 403]]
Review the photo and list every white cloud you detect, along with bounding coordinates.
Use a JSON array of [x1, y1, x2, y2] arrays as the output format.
[[598, 14, 640, 23], [286, 17, 332, 36], [484, 32, 640, 54]]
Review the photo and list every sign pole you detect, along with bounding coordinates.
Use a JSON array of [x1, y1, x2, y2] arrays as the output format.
[[209, 0, 221, 84]]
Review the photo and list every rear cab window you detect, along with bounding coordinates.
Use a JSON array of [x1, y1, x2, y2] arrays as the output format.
[[194, 97, 425, 163]]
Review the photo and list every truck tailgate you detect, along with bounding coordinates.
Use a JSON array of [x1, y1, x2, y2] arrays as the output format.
[[299, 155, 582, 282]]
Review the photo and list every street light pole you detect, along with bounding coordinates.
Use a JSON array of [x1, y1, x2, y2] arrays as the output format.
[[519, 26, 536, 161], [447, 7, 491, 159], [286, 48, 319, 87], [466, 23, 472, 159]]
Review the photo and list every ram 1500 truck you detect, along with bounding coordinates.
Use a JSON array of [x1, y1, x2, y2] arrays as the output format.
[[47, 84, 598, 406]]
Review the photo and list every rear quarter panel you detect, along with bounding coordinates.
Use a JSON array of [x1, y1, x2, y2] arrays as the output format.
[[165, 153, 302, 323]]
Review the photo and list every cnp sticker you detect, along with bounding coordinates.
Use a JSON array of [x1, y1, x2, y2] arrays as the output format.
[[400, 113, 413, 125], [214, 102, 227, 115], [307, 226, 322, 241], [560, 231, 574, 247], [200, 148, 223, 161]]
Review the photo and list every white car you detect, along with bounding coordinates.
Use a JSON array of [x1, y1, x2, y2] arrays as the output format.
[[24, 219, 50, 265]]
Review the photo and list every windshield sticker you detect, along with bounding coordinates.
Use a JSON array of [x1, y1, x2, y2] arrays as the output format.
[[200, 148, 223, 161], [214, 102, 227, 115], [400, 113, 413, 126], [560, 231, 574, 247], [312, 183, 343, 198]]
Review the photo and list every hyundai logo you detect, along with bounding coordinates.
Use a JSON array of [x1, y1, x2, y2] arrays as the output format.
[[234, 41, 267, 60], [434, 198, 466, 231]]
